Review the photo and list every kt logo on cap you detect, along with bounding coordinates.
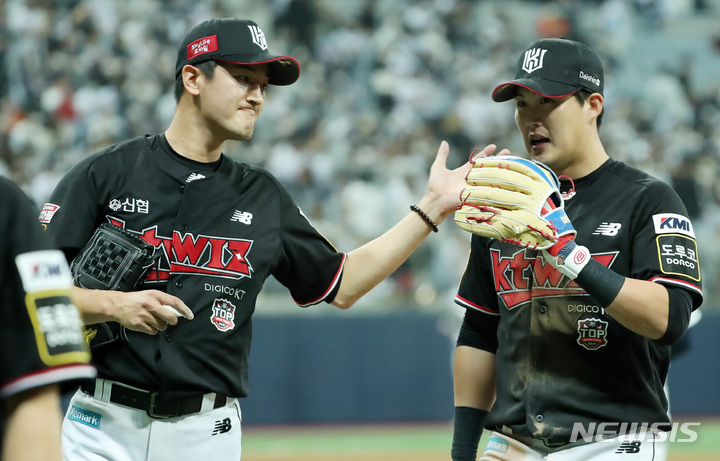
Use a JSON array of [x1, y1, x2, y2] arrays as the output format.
[[522, 48, 547, 74]]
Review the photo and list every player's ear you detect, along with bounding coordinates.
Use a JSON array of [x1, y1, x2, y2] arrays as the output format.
[[587, 93, 603, 126], [181, 65, 202, 96]]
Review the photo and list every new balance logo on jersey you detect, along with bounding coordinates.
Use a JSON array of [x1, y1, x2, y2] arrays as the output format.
[[186, 173, 206, 182], [231, 210, 253, 224], [615, 441, 641, 454], [593, 223, 621, 236], [212, 418, 232, 435]]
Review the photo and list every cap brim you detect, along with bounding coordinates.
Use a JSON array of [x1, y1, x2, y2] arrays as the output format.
[[492, 79, 581, 102], [215, 55, 301, 86]]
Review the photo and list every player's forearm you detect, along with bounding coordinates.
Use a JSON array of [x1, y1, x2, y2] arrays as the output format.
[[3, 385, 63, 461], [453, 346, 497, 410], [332, 200, 443, 309], [71, 286, 121, 324], [604, 278, 669, 340], [545, 241, 671, 339]]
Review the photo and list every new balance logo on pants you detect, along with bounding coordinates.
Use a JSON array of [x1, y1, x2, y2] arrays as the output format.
[[615, 441, 642, 454], [212, 418, 232, 435]]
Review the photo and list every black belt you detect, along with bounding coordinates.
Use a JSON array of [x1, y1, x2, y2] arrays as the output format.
[[497, 426, 573, 450], [81, 380, 227, 419]]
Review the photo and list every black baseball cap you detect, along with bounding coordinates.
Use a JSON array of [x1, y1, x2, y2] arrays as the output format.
[[492, 38, 603, 102], [175, 18, 300, 85]]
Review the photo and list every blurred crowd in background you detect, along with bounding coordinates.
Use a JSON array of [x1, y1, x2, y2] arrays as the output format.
[[2, 0, 720, 311]]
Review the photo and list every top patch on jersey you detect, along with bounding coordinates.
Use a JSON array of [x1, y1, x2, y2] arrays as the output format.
[[39, 203, 61, 223], [652, 213, 694, 238]]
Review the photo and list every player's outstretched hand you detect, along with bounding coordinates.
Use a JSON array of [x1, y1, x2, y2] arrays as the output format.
[[418, 142, 509, 225], [107, 289, 194, 335]]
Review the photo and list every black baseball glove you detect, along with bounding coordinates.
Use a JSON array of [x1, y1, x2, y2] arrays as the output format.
[[71, 223, 160, 348]]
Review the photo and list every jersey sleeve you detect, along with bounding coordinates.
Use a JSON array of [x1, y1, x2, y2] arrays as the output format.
[[455, 235, 501, 316], [0, 179, 95, 399], [271, 184, 346, 306], [40, 155, 105, 255], [630, 180, 703, 308]]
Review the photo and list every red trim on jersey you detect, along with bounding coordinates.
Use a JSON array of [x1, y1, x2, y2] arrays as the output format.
[[454, 295, 500, 315], [295, 253, 347, 307], [649, 276, 703, 298], [1, 363, 96, 398]]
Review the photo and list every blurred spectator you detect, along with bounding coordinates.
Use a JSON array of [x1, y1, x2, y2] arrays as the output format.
[[2, 0, 720, 308]]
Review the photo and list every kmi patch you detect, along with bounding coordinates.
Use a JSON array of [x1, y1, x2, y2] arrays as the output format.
[[656, 234, 700, 281], [577, 318, 608, 350], [652, 213, 694, 237]]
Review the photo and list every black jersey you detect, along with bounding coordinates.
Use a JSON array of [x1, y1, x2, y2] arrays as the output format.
[[0, 178, 94, 430], [455, 159, 703, 441], [41, 133, 346, 399]]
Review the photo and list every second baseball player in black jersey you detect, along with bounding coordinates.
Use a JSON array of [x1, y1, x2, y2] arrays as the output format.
[[451, 38, 702, 461], [456, 159, 701, 435], [42, 18, 478, 461], [0, 177, 94, 460]]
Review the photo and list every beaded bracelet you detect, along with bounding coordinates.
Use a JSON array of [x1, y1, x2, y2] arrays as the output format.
[[410, 204, 439, 233]]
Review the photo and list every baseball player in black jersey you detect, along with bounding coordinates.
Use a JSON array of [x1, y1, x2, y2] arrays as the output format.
[[41, 18, 480, 461], [0, 177, 95, 461], [451, 39, 703, 461]]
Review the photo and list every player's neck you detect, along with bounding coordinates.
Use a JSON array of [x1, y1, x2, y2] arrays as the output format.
[[165, 115, 224, 164], [564, 138, 609, 179]]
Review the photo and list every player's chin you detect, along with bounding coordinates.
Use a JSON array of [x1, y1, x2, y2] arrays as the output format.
[[529, 144, 553, 162], [228, 125, 255, 141]]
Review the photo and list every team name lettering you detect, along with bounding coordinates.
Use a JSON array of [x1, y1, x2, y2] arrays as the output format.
[[107, 219, 253, 281], [491, 249, 617, 310]]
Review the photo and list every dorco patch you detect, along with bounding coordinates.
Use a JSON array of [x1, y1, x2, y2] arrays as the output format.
[[25, 291, 89, 365], [39, 203, 60, 223], [656, 234, 701, 281], [652, 213, 695, 238]]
